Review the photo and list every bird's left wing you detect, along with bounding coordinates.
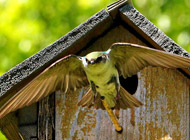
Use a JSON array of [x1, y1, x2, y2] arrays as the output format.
[[108, 43, 190, 78], [0, 55, 89, 119]]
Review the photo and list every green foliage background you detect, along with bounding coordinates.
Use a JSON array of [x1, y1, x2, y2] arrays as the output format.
[[0, 0, 189, 139]]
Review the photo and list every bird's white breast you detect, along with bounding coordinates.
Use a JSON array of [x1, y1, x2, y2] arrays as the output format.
[[83, 60, 119, 96]]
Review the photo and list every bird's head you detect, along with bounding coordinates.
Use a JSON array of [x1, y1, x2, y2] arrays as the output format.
[[82, 51, 108, 67]]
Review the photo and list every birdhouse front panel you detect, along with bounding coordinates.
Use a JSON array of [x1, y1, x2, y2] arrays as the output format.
[[55, 25, 190, 140]]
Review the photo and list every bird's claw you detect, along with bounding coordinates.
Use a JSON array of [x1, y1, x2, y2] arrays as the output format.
[[115, 93, 121, 101], [115, 109, 120, 119], [93, 92, 98, 103]]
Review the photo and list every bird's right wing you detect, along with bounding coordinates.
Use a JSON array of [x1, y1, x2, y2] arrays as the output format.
[[0, 55, 89, 119], [108, 43, 190, 78]]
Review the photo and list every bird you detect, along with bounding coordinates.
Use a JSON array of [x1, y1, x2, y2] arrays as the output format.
[[0, 42, 190, 132]]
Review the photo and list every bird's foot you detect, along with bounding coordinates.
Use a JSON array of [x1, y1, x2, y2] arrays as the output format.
[[115, 93, 121, 101], [111, 107, 115, 110], [101, 96, 116, 110], [92, 92, 98, 104], [115, 109, 120, 119], [115, 126, 123, 134], [100, 96, 105, 100]]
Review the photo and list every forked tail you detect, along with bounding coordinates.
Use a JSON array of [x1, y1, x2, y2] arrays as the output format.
[[78, 86, 143, 109]]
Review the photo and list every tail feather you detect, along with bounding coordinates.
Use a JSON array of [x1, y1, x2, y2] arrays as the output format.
[[77, 88, 104, 109], [77, 88, 93, 107], [78, 86, 143, 110], [94, 94, 105, 109], [117, 86, 143, 109]]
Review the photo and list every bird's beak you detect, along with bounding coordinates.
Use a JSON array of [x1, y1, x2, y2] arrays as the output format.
[[89, 59, 96, 64], [90, 60, 95, 64]]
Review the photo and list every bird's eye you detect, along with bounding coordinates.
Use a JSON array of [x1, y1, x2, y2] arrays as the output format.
[[102, 55, 106, 58], [96, 56, 102, 62], [86, 58, 90, 63]]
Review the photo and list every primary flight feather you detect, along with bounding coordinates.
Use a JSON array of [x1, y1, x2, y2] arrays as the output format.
[[0, 42, 190, 119]]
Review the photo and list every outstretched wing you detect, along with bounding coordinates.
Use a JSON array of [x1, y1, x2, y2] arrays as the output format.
[[0, 55, 89, 119], [108, 43, 190, 78]]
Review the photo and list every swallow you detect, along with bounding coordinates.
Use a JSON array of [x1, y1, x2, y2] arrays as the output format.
[[1, 43, 190, 132]]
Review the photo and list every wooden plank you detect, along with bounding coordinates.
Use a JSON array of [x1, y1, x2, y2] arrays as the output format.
[[107, 0, 128, 19], [0, 8, 113, 139], [135, 67, 189, 140], [0, 9, 113, 108], [38, 93, 55, 140], [18, 104, 37, 139], [55, 68, 189, 140], [19, 125, 37, 140], [118, 4, 190, 77], [55, 25, 190, 139], [18, 104, 37, 126]]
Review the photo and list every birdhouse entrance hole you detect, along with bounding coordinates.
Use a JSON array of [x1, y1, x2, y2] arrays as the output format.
[[119, 74, 138, 95]]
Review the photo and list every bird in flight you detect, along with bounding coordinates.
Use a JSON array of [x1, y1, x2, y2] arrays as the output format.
[[0, 42, 190, 132]]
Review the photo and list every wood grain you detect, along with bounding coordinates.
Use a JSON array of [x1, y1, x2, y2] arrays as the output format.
[[55, 25, 190, 140], [55, 68, 189, 140], [38, 93, 55, 140]]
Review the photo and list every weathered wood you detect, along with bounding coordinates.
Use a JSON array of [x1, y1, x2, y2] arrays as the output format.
[[118, 4, 190, 76], [79, 25, 148, 56], [0, 9, 113, 107], [107, 0, 128, 19], [18, 104, 37, 126], [19, 125, 37, 140], [0, 1, 189, 139], [0, 8, 113, 139], [119, 4, 190, 57], [55, 25, 190, 140], [135, 67, 189, 140], [17, 103, 37, 140], [38, 93, 55, 140], [55, 69, 189, 140]]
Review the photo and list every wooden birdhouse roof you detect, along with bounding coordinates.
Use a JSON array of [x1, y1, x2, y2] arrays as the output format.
[[0, 0, 190, 113]]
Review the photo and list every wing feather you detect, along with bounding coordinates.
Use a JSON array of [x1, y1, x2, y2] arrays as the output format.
[[109, 43, 190, 78], [0, 55, 89, 119]]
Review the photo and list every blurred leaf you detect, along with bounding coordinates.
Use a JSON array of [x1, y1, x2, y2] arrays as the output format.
[[0, 132, 7, 140]]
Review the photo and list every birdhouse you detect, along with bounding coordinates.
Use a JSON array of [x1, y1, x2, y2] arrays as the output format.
[[0, 0, 189, 140]]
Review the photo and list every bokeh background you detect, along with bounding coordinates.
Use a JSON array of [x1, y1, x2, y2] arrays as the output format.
[[0, 0, 189, 139]]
